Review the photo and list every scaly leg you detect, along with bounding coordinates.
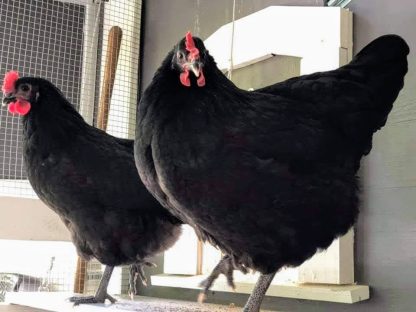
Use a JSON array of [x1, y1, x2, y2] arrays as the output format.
[[198, 255, 248, 303], [243, 272, 276, 312], [68, 265, 116, 305]]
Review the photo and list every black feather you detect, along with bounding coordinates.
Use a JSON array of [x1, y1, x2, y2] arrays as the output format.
[[135, 35, 408, 273], [17, 77, 181, 267]]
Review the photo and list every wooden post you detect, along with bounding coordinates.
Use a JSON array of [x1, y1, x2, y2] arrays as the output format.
[[196, 240, 203, 275], [73, 257, 87, 294], [97, 26, 123, 130]]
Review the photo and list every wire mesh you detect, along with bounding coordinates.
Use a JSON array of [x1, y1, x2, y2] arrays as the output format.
[[0, 0, 142, 299], [0, 0, 84, 196]]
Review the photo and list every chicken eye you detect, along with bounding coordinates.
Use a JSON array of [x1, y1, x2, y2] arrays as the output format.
[[177, 51, 185, 61], [20, 84, 30, 92]]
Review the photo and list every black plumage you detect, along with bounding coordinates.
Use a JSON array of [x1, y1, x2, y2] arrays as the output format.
[[135, 34, 409, 310], [2, 77, 182, 303]]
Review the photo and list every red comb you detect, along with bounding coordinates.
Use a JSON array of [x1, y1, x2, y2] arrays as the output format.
[[185, 31, 195, 50], [185, 31, 199, 60], [2, 71, 19, 94]]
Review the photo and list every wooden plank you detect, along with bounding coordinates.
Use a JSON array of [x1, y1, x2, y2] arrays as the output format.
[[339, 230, 355, 284], [298, 229, 354, 284], [151, 274, 370, 304], [196, 240, 203, 275], [348, 10, 354, 60], [339, 47, 349, 66], [340, 8, 352, 49]]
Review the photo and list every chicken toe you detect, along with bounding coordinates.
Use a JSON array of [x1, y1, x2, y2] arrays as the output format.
[[128, 260, 157, 298], [198, 255, 248, 302]]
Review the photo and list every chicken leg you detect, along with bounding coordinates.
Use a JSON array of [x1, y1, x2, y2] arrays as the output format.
[[128, 260, 157, 298], [69, 265, 116, 305], [243, 272, 276, 312], [198, 255, 248, 302]]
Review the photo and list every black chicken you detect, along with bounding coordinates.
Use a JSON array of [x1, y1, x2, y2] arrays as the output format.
[[135, 33, 409, 311], [1, 75, 183, 304]]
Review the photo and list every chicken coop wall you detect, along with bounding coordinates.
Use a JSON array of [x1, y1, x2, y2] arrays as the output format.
[[0, 0, 142, 299]]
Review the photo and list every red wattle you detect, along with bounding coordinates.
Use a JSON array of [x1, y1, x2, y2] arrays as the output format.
[[8, 99, 31, 115], [15, 99, 31, 115], [180, 70, 191, 87], [8, 102, 17, 114], [197, 70, 206, 87]]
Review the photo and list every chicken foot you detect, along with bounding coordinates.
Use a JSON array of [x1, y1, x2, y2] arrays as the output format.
[[198, 255, 248, 303], [128, 260, 157, 298], [69, 265, 116, 305], [243, 272, 276, 312]]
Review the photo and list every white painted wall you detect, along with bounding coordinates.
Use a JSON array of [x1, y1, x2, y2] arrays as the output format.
[[0, 197, 70, 241]]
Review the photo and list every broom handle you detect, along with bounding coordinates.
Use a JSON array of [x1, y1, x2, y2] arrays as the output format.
[[97, 26, 123, 131], [73, 26, 123, 295]]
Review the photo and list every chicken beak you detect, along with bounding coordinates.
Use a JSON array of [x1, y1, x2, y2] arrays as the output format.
[[188, 62, 201, 78], [2, 94, 16, 106]]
